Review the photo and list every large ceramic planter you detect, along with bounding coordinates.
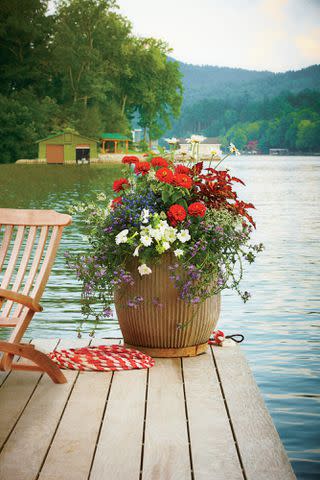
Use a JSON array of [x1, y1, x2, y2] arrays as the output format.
[[114, 255, 220, 357]]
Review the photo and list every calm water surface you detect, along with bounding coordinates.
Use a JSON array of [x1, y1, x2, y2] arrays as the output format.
[[0, 157, 319, 479]]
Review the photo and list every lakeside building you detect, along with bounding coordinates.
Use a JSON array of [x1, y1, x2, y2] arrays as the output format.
[[37, 132, 98, 164], [100, 133, 132, 153], [269, 148, 289, 155], [132, 129, 144, 143]]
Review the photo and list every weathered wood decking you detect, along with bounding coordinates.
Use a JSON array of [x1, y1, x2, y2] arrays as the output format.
[[0, 338, 296, 480]]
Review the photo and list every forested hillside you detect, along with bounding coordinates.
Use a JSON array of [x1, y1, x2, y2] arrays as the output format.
[[0, 0, 183, 163], [177, 61, 320, 104], [169, 62, 320, 153]]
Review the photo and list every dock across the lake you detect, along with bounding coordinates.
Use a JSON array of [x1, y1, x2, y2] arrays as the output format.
[[0, 338, 296, 480]]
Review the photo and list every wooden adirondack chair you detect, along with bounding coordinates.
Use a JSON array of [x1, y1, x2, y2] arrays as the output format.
[[0, 208, 72, 384]]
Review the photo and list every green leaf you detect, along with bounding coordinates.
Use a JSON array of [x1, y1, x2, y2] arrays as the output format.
[[171, 192, 182, 204], [161, 189, 170, 204], [176, 198, 188, 210]]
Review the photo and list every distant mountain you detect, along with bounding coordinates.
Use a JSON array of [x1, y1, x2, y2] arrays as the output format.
[[174, 61, 320, 104]]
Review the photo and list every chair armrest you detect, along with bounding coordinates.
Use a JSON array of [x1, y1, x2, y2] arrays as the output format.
[[0, 289, 43, 312]]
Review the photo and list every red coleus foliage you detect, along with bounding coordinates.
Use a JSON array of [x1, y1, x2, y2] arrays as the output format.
[[134, 161, 151, 175], [113, 178, 129, 193], [122, 155, 139, 165], [167, 204, 187, 226], [151, 157, 169, 168], [188, 202, 206, 217], [172, 173, 193, 189], [193, 163, 256, 227], [156, 167, 174, 184]]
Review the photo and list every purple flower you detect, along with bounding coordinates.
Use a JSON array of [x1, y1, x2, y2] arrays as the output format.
[[103, 307, 113, 318], [191, 296, 200, 304]]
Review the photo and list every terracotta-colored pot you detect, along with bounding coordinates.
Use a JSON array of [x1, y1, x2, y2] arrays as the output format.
[[114, 255, 220, 357]]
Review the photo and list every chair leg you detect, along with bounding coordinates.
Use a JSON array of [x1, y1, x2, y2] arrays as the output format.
[[0, 341, 67, 384]]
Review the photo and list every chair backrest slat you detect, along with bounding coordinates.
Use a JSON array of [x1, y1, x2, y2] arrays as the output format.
[[0, 226, 13, 271], [2, 227, 37, 317], [31, 226, 63, 301], [1, 226, 25, 290], [0, 209, 71, 327], [0, 208, 71, 226], [13, 226, 49, 317]]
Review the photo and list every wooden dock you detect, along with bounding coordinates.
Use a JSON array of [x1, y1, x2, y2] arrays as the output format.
[[0, 338, 296, 480]]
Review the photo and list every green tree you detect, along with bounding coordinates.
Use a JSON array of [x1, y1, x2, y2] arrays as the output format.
[[0, 0, 53, 95], [133, 40, 183, 140], [296, 120, 320, 152], [0, 91, 60, 163]]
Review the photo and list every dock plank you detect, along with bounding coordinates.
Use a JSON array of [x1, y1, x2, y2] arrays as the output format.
[[0, 337, 296, 480], [0, 338, 87, 480], [212, 345, 296, 480], [183, 351, 244, 480], [142, 358, 191, 480], [0, 339, 58, 450], [0, 370, 9, 386], [90, 369, 147, 480], [39, 371, 111, 480]]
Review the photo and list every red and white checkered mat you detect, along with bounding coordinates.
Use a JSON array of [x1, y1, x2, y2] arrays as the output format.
[[48, 344, 155, 372]]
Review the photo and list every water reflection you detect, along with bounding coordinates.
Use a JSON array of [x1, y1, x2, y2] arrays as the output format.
[[0, 157, 319, 479]]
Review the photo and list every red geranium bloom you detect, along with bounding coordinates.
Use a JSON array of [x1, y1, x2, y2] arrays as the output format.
[[156, 167, 174, 184], [122, 155, 139, 165], [134, 161, 151, 175], [111, 196, 122, 208], [113, 178, 129, 193], [151, 157, 169, 168], [188, 202, 207, 217], [167, 204, 187, 226], [174, 164, 192, 175], [172, 173, 193, 189]]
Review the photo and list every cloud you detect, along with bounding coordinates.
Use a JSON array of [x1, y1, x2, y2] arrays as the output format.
[[117, 0, 319, 71], [260, 0, 289, 22], [296, 28, 320, 61]]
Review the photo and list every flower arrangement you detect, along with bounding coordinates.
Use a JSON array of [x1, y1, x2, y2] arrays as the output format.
[[67, 144, 263, 335]]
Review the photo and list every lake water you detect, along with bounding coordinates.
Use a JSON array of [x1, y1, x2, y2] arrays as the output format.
[[0, 156, 319, 479]]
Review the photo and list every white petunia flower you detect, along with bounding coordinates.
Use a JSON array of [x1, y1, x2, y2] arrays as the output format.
[[162, 241, 170, 251], [115, 229, 129, 245], [140, 234, 153, 247], [174, 249, 184, 257], [177, 229, 191, 243], [140, 209, 150, 224], [138, 264, 152, 276], [97, 192, 107, 201], [149, 228, 163, 241], [133, 246, 140, 257], [163, 226, 177, 243]]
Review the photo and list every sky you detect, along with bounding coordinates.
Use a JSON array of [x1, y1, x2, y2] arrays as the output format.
[[116, 0, 320, 72]]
